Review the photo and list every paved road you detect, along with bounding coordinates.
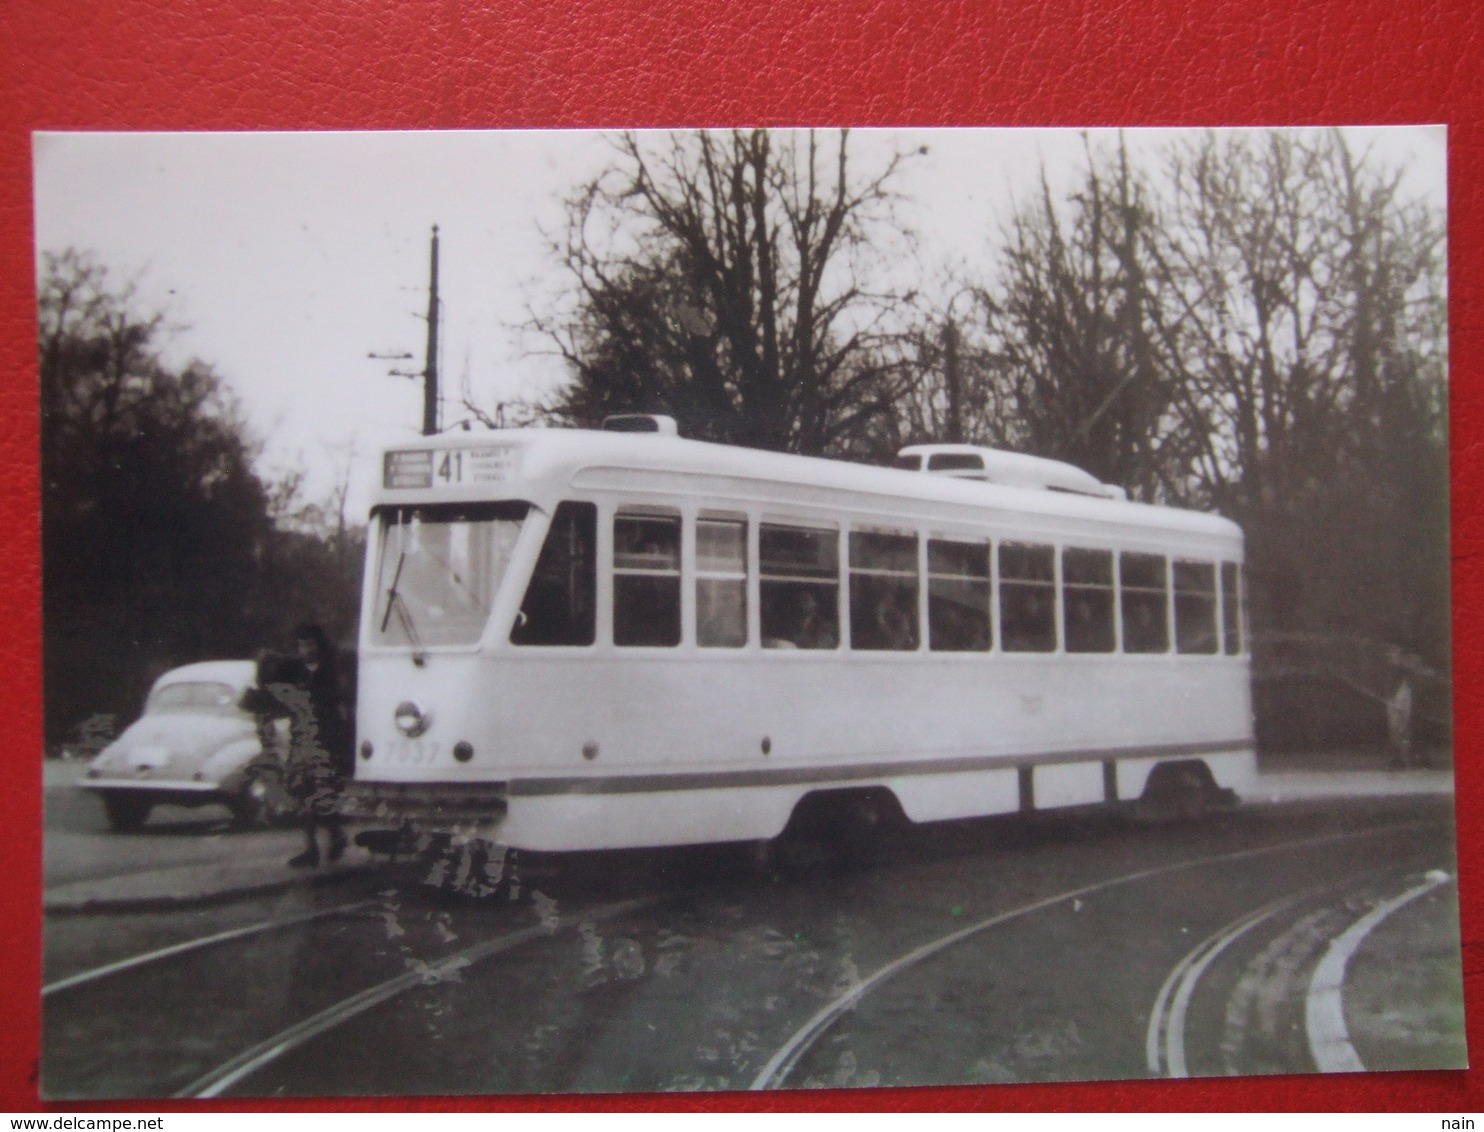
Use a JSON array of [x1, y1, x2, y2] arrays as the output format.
[[43, 759, 370, 905], [48, 761, 279, 873]]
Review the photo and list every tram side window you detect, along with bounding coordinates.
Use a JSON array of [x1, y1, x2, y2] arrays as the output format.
[[1062, 548, 1115, 653], [1175, 560, 1219, 654], [928, 539, 990, 651], [760, 525, 839, 649], [511, 502, 596, 646], [614, 513, 682, 647], [1221, 561, 1243, 655], [849, 531, 919, 651], [999, 542, 1056, 652], [697, 518, 747, 647], [1120, 552, 1169, 654]]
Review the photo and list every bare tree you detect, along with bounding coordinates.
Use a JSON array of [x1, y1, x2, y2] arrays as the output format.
[[536, 130, 921, 458], [946, 139, 1200, 502], [1141, 130, 1448, 742], [915, 130, 1447, 747], [39, 251, 364, 746], [1152, 135, 1445, 574]]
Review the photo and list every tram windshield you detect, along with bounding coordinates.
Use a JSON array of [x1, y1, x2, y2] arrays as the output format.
[[372, 502, 528, 648]]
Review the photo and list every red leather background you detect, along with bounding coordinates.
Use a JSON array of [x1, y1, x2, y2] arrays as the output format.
[[1, 0, 1478, 1113]]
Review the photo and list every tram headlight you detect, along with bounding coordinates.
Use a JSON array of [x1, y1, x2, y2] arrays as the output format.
[[394, 701, 431, 738]]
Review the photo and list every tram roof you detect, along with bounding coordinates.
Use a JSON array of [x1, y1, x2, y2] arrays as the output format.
[[375, 428, 1242, 540]]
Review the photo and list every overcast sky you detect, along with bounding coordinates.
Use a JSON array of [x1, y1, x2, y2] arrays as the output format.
[[32, 126, 1445, 518]]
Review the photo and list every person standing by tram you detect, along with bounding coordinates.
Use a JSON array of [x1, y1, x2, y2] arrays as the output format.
[[245, 624, 354, 867], [1387, 664, 1416, 770]]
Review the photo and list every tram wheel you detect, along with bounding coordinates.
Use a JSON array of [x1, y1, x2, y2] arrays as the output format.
[[785, 787, 905, 867], [1138, 761, 1217, 823]]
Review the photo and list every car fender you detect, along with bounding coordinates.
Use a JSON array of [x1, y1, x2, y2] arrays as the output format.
[[199, 737, 266, 791]]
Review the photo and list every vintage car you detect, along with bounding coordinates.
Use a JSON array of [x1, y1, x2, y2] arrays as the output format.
[[79, 660, 297, 832]]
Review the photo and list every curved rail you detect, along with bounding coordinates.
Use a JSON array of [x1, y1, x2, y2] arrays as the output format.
[[176, 892, 677, 1098], [1144, 889, 1311, 1077], [750, 819, 1443, 1089]]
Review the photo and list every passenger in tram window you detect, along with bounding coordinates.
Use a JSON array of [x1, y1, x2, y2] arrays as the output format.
[[792, 588, 838, 649], [948, 604, 989, 651], [1065, 592, 1115, 653], [873, 591, 917, 650], [1123, 599, 1166, 653], [1064, 593, 1091, 646], [1002, 586, 1056, 652], [626, 527, 667, 562], [928, 587, 989, 651]]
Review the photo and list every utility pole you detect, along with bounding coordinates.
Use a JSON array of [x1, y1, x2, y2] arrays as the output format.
[[421, 225, 440, 436], [369, 224, 443, 435]]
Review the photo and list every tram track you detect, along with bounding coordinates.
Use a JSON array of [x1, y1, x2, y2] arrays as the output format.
[[749, 819, 1449, 1089], [178, 891, 675, 1097], [231, 801, 1448, 1091], [1144, 888, 1312, 1078], [1142, 865, 1456, 1078], [43, 863, 682, 1100]]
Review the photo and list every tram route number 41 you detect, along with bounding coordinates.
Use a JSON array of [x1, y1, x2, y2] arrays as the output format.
[[436, 446, 515, 486], [384, 445, 517, 490]]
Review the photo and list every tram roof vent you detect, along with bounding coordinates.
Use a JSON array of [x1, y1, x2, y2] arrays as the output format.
[[894, 444, 1128, 500], [601, 414, 679, 436]]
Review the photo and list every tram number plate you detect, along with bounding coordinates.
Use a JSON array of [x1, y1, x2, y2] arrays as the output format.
[[387, 739, 440, 766]]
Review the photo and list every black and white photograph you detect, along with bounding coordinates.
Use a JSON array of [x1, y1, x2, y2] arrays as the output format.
[[34, 127, 1460, 1098]]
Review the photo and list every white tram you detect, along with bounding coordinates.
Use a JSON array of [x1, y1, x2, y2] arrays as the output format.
[[345, 419, 1254, 853]]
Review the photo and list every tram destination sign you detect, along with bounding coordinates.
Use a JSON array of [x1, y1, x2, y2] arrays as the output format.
[[384, 445, 518, 489]]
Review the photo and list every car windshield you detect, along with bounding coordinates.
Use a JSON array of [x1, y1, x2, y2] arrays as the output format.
[[147, 681, 243, 715], [372, 501, 528, 648]]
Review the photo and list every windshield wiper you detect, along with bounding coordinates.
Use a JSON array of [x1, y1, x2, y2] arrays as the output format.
[[379, 549, 427, 665], [380, 548, 408, 634]]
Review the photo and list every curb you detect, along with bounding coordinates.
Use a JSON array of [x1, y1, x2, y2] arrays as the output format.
[[1250, 770, 1454, 805]]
